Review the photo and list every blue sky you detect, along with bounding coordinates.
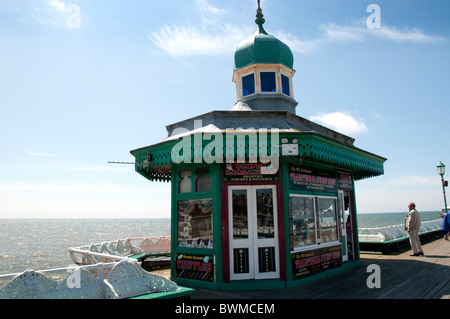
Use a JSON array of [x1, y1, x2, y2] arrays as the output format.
[[0, 0, 449, 218]]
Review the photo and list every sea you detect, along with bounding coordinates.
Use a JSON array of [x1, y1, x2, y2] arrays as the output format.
[[0, 212, 443, 277]]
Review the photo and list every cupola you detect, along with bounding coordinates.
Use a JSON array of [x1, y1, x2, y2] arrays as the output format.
[[232, 2, 298, 114]]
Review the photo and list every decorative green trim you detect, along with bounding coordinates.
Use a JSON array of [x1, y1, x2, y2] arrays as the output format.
[[130, 132, 385, 182], [298, 134, 385, 180]]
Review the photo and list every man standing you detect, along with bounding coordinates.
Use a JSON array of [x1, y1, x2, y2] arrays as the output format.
[[406, 202, 424, 256], [441, 210, 450, 241]]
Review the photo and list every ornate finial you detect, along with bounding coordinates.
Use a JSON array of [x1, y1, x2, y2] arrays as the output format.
[[255, 0, 267, 34]]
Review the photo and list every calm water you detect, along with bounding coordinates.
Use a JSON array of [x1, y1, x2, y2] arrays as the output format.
[[0, 218, 170, 276], [0, 212, 443, 276], [357, 211, 442, 228]]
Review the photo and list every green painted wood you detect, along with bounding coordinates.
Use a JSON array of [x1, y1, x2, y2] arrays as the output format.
[[131, 133, 385, 182]]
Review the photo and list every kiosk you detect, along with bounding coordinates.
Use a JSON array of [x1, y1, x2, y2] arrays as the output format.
[[131, 3, 386, 290]]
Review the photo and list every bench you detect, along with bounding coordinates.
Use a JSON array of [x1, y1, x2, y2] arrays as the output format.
[[0, 260, 193, 299]]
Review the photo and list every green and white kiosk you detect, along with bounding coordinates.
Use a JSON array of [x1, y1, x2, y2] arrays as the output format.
[[131, 4, 386, 291]]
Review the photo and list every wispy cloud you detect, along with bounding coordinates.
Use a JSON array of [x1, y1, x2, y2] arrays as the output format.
[[28, 152, 55, 157], [278, 19, 444, 55], [309, 111, 368, 135], [47, 0, 66, 12], [13, 0, 67, 26], [148, 0, 255, 57], [148, 23, 254, 57], [149, 3, 444, 58], [195, 0, 225, 15], [370, 111, 384, 120], [319, 19, 444, 44]]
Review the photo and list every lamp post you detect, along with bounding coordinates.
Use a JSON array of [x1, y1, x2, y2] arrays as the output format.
[[437, 161, 448, 214]]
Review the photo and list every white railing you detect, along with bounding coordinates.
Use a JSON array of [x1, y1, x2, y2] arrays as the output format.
[[0, 260, 178, 299], [69, 237, 171, 265], [359, 219, 442, 243]]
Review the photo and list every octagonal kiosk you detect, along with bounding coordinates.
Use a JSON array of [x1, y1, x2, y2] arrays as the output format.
[[131, 4, 386, 291]]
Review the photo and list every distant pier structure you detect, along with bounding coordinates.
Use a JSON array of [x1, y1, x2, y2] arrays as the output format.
[[131, 3, 386, 290]]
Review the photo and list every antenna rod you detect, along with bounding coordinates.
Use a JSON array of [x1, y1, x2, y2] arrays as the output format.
[[108, 161, 135, 165]]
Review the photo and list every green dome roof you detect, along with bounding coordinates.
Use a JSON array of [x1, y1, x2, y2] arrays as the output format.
[[234, 7, 294, 70]]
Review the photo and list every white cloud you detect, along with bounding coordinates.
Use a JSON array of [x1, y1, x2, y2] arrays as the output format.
[[28, 152, 55, 157], [370, 111, 384, 120], [194, 0, 224, 15], [13, 0, 67, 26], [47, 0, 66, 12], [272, 31, 318, 55], [148, 0, 253, 57], [319, 22, 366, 43], [149, 8, 444, 58], [319, 20, 444, 45], [148, 23, 254, 57], [309, 111, 368, 135]]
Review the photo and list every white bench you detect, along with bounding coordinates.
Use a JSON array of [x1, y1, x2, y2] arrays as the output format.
[[0, 260, 193, 299]]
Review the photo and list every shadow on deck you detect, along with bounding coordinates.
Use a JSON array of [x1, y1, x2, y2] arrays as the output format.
[[191, 238, 450, 299]]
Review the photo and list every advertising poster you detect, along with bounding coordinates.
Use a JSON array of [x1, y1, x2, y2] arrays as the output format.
[[288, 165, 337, 192], [223, 163, 279, 183], [337, 171, 353, 189], [291, 245, 342, 280], [175, 253, 215, 282]]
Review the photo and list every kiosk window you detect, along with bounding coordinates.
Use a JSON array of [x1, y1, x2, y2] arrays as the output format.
[[291, 196, 316, 248], [317, 197, 338, 243], [290, 195, 339, 250], [281, 74, 290, 96], [177, 199, 213, 248], [260, 72, 276, 92], [242, 74, 255, 96]]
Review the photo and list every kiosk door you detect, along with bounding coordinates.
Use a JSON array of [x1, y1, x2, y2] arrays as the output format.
[[339, 190, 355, 261], [228, 185, 279, 280]]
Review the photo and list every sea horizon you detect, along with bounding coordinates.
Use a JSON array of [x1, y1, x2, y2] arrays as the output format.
[[0, 211, 443, 277]]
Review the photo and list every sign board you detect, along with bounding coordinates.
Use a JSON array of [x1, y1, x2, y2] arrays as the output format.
[[223, 163, 279, 183], [175, 253, 215, 282], [291, 245, 342, 280], [337, 171, 353, 190], [288, 165, 337, 192]]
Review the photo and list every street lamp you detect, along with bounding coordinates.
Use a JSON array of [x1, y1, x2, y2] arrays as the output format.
[[437, 161, 448, 215]]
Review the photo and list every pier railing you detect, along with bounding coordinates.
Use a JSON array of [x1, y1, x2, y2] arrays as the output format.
[[0, 260, 181, 299], [358, 219, 442, 243], [68, 236, 171, 265]]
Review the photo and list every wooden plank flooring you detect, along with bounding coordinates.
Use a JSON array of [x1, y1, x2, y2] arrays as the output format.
[[190, 238, 450, 299]]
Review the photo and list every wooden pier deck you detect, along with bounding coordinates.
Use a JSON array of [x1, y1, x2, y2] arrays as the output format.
[[191, 237, 450, 299]]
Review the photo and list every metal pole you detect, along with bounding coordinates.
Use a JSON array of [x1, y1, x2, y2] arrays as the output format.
[[441, 175, 448, 213]]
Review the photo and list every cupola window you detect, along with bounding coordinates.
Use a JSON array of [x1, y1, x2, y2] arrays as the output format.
[[260, 72, 276, 92], [281, 74, 290, 96], [242, 73, 255, 96]]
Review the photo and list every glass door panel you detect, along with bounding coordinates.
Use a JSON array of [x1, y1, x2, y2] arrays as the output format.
[[256, 189, 274, 239], [232, 189, 249, 239], [229, 185, 279, 280]]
